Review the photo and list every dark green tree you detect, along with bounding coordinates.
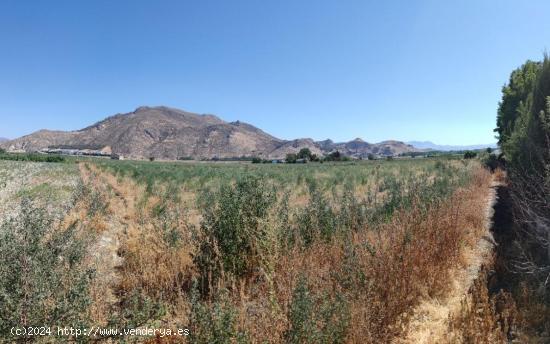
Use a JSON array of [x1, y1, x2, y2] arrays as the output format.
[[286, 153, 297, 163], [495, 60, 541, 146], [325, 151, 342, 161], [463, 151, 477, 159], [297, 148, 313, 160], [496, 55, 550, 316]]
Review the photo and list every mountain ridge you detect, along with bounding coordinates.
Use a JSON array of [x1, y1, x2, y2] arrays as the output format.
[[1, 106, 420, 159]]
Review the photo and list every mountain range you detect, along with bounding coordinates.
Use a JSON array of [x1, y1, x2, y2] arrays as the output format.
[[406, 141, 497, 151], [1, 106, 421, 160]]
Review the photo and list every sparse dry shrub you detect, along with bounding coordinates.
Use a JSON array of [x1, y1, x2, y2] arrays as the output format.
[[115, 193, 194, 327], [493, 168, 507, 184], [79, 164, 195, 329], [118, 220, 193, 302], [513, 282, 550, 340], [446, 268, 520, 344]]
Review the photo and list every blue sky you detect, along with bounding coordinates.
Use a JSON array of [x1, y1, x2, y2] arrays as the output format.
[[1, 0, 549, 144]]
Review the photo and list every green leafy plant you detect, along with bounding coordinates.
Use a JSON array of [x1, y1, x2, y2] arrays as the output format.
[[463, 151, 477, 159], [285, 276, 350, 344], [297, 181, 336, 245], [194, 175, 276, 296], [189, 284, 248, 344], [0, 199, 94, 339], [285, 153, 297, 163]]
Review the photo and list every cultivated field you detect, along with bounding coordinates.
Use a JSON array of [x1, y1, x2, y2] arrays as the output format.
[[0, 157, 503, 343]]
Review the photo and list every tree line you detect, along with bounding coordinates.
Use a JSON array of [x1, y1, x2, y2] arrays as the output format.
[[494, 55, 550, 335]]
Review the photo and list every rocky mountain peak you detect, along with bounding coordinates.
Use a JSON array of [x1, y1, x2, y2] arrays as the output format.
[[1, 106, 422, 159]]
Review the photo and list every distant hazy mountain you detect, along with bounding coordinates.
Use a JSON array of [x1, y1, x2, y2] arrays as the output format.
[[407, 141, 497, 151], [1, 106, 421, 159], [319, 138, 418, 156], [0, 138, 8, 143]]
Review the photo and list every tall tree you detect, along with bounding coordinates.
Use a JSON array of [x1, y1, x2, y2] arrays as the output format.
[[495, 60, 541, 146], [499, 56, 550, 303]]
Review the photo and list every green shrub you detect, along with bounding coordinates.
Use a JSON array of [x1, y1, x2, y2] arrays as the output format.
[[297, 181, 336, 245], [285, 276, 350, 344], [194, 175, 276, 295], [482, 153, 500, 172], [463, 151, 477, 159], [0, 199, 93, 339], [285, 276, 316, 343], [189, 285, 248, 344], [324, 151, 342, 161], [112, 288, 166, 329], [335, 239, 368, 292], [277, 191, 294, 249], [337, 183, 367, 232], [285, 153, 297, 163], [0, 153, 65, 163]]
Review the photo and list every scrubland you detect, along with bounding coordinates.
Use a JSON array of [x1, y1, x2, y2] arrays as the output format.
[[0, 158, 511, 343]]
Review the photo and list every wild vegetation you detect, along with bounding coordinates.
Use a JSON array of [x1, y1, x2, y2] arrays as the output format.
[[0, 154, 501, 342]]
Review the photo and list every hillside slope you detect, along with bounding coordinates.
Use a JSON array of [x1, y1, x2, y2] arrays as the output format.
[[2, 106, 420, 159]]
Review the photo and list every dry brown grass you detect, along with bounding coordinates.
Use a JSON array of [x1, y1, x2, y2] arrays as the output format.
[[118, 219, 194, 303], [445, 267, 521, 344], [347, 168, 490, 342], [492, 168, 507, 184], [80, 163, 196, 326]]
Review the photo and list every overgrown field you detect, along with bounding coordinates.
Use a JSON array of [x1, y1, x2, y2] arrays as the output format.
[[0, 158, 496, 343]]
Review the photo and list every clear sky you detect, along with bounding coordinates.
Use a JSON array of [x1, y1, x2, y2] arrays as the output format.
[[1, 0, 549, 144]]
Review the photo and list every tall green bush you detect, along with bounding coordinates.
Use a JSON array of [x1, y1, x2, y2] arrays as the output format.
[[285, 276, 349, 344], [194, 175, 276, 296], [188, 285, 247, 344], [297, 181, 336, 245], [0, 199, 93, 339]]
